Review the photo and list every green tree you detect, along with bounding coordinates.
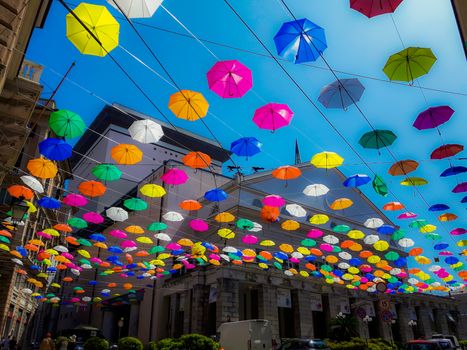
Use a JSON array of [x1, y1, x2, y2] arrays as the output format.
[[83, 337, 109, 350], [118, 337, 143, 350], [328, 314, 359, 341]]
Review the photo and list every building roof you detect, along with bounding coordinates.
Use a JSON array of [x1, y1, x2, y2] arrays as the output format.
[[71, 104, 232, 168]]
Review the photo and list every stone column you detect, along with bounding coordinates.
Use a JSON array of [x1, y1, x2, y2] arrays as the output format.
[[190, 285, 207, 334], [376, 302, 392, 341], [434, 308, 449, 334], [417, 307, 433, 339], [128, 302, 140, 337], [216, 278, 239, 329], [397, 304, 414, 343], [260, 284, 280, 341], [456, 306, 467, 340], [296, 290, 314, 338]]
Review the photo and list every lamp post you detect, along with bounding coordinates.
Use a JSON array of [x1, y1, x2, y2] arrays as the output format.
[[408, 319, 417, 339], [389, 319, 396, 344], [362, 315, 372, 345], [11, 198, 28, 226], [117, 317, 124, 340]]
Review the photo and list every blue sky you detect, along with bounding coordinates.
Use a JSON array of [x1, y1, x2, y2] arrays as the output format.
[[27, 0, 466, 288]]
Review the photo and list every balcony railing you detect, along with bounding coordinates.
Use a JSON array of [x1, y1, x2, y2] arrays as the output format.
[[19, 59, 43, 83]]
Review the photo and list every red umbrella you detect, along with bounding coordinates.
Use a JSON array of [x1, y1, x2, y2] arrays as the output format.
[[350, 0, 404, 18], [430, 144, 464, 159]]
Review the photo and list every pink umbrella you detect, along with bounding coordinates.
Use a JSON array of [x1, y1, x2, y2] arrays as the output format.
[[242, 234, 258, 245], [121, 240, 137, 248], [262, 195, 285, 207], [182, 260, 196, 269], [82, 212, 104, 224], [63, 193, 88, 207], [37, 231, 52, 239], [189, 219, 209, 232], [161, 168, 189, 185], [290, 257, 300, 263], [439, 251, 453, 256], [166, 242, 181, 250], [119, 273, 129, 278], [360, 277, 369, 283], [397, 272, 407, 279], [451, 228, 466, 235], [253, 103, 293, 132], [90, 257, 102, 264], [109, 230, 127, 239], [452, 182, 467, 193], [307, 229, 323, 238], [320, 243, 333, 252], [61, 252, 74, 260], [209, 254, 220, 261], [70, 297, 80, 303], [397, 212, 417, 219], [207, 60, 253, 98], [360, 266, 372, 273]]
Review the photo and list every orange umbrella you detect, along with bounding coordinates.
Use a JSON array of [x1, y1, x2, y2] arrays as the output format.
[[179, 199, 202, 211], [388, 160, 419, 176], [24, 244, 39, 251], [272, 165, 301, 183], [78, 180, 107, 197], [168, 90, 209, 121], [7, 185, 34, 200], [409, 247, 423, 256], [53, 224, 72, 232], [65, 236, 80, 245], [438, 213, 457, 222], [111, 144, 143, 165], [182, 151, 211, 169], [0, 230, 12, 238], [383, 201, 405, 211], [261, 205, 279, 223], [330, 198, 353, 210], [27, 158, 57, 179], [125, 225, 144, 234], [63, 277, 73, 282]]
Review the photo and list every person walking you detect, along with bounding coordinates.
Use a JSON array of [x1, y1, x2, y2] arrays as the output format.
[[38, 334, 54, 350]]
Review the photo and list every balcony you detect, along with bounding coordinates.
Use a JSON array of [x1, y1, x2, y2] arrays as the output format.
[[19, 59, 43, 84]]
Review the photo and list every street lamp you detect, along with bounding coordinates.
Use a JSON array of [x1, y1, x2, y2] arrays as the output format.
[[11, 198, 28, 225], [408, 320, 417, 339], [362, 315, 372, 345], [117, 317, 124, 339]]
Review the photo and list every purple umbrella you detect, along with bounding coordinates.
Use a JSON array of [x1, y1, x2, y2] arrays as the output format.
[[450, 228, 466, 235], [207, 60, 253, 98], [452, 182, 467, 193], [413, 106, 454, 131]]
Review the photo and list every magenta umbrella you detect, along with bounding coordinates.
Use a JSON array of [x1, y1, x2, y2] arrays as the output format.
[[166, 242, 181, 250], [350, 0, 404, 18], [307, 229, 323, 238], [253, 103, 293, 132], [320, 243, 333, 252], [189, 219, 209, 232], [121, 240, 137, 248], [109, 230, 128, 239], [450, 228, 466, 235], [63, 193, 88, 207], [61, 252, 74, 260], [452, 182, 467, 193], [397, 212, 417, 219], [262, 195, 285, 207], [413, 106, 454, 131], [438, 251, 452, 256], [242, 234, 258, 245], [207, 60, 253, 98], [161, 168, 189, 185], [90, 257, 102, 264], [37, 231, 52, 239], [82, 212, 104, 224]]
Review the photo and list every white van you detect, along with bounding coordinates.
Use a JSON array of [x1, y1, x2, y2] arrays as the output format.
[[218, 319, 274, 350]]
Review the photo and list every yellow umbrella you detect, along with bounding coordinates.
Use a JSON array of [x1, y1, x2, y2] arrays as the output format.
[[94, 242, 108, 249], [66, 3, 119, 57], [0, 244, 9, 251], [297, 247, 310, 255], [218, 228, 235, 239], [214, 212, 235, 223], [373, 240, 389, 251], [310, 151, 344, 169], [309, 214, 329, 225], [330, 198, 353, 210], [419, 224, 436, 233], [347, 230, 365, 240], [44, 249, 58, 255], [415, 256, 431, 265], [281, 220, 300, 231], [168, 90, 209, 121], [136, 237, 153, 244], [158, 253, 171, 260], [260, 240, 275, 247], [457, 240, 467, 247], [43, 229, 60, 237], [27, 158, 57, 179], [29, 239, 44, 246], [140, 184, 166, 198], [279, 243, 293, 253], [77, 249, 90, 258], [400, 177, 428, 186], [25, 201, 37, 213], [125, 225, 145, 234], [178, 238, 194, 247]]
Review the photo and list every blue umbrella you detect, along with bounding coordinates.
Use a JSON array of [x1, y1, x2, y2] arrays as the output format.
[[429, 203, 450, 211], [108, 246, 123, 254], [377, 225, 395, 235], [39, 138, 72, 161], [16, 246, 28, 257], [343, 174, 371, 187], [440, 166, 467, 177], [90, 233, 106, 242], [274, 252, 288, 260], [230, 137, 262, 157], [445, 256, 459, 264], [349, 258, 362, 266], [37, 196, 61, 209], [462, 196, 467, 203], [434, 242, 449, 250], [204, 188, 228, 202], [318, 78, 365, 110], [88, 280, 97, 285], [273, 18, 327, 63]]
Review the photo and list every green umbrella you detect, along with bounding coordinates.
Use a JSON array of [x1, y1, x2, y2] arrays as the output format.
[[124, 197, 148, 211], [301, 238, 316, 247], [384, 251, 399, 261], [147, 222, 168, 231], [425, 233, 441, 240], [77, 238, 92, 247], [92, 164, 122, 182], [409, 219, 427, 228], [68, 217, 88, 229], [332, 224, 350, 233], [49, 109, 86, 138], [79, 258, 91, 265], [321, 265, 333, 272], [273, 261, 282, 270], [0, 236, 10, 244], [149, 246, 165, 254], [383, 47, 437, 82], [236, 218, 254, 230], [391, 229, 405, 240], [372, 175, 388, 197], [332, 246, 342, 253], [359, 129, 397, 150]]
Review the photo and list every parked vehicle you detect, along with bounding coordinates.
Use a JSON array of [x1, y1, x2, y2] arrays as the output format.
[[218, 319, 274, 350], [278, 339, 330, 350], [407, 340, 443, 350], [430, 339, 455, 350], [431, 335, 461, 350]]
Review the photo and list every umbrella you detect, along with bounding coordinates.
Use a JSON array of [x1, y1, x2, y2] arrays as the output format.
[[397, 212, 417, 219], [372, 174, 388, 197], [128, 119, 164, 144], [359, 130, 397, 150], [383, 201, 404, 211], [66, 3, 119, 57], [214, 212, 235, 223], [388, 160, 419, 176], [431, 144, 464, 159], [163, 211, 184, 222], [440, 166, 467, 177], [350, 0, 404, 18], [273, 18, 327, 63], [27, 158, 57, 179], [262, 195, 285, 207], [92, 164, 122, 182], [383, 47, 437, 82], [189, 219, 208, 232], [401, 177, 428, 186], [125, 225, 144, 234], [78, 180, 107, 197], [7, 185, 33, 200], [318, 78, 365, 110], [90, 234, 106, 242], [261, 206, 280, 222], [364, 218, 384, 228], [179, 200, 202, 211], [218, 228, 235, 240], [39, 138, 72, 161], [109, 229, 127, 239], [83, 212, 104, 224], [285, 204, 306, 218], [398, 238, 414, 248], [310, 152, 344, 169], [230, 137, 262, 158], [309, 214, 329, 225], [161, 168, 188, 185], [182, 152, 211, 169], [237, 218, 254, 230], [414, 106, 454, 131], [111, 144, 143, 165], [168, 90, 209, 121], [253, 103, 293, 132], [123, 198, 148, 211], [343, 174, 371, 187], [204, 188, 228, 202], [272, 166, 301, 183], [20, 175, 44, 193], [207, 60, 253, 98], [452, 182, 467, 193], [106, 207, 128, 222], [68, 217, 87, 229], [140, 184, 166, 198], [330, 198, 353, 210], [107, 0, 162, 18], [37, 197, 61, 209], [281, 220, 300, 231], [49, 110, 86, 139], [438, 213, 457, 222], [62, 193, 88, 207], [451, 228, 466, 236], [303, 184, 329, 196], [154, 233, 171, 241], [462, 196, 467, 203]]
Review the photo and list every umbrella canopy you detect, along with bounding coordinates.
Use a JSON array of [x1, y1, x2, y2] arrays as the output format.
[[128, 119, 164, 144], [78, 181, 107, 197], [364, 218, 384, 228], [161, 168, 189, 185], [438, 213, 457, 222], [37, 197, 61, 209], [62, 193, 88, 207], [230, 137, 262, 157], [274, 18, 327, 63], [383, 201, 405, 211], [429, 203, 449, 212], [372, 175, 388, 197], [413, 106, 454, 130], [7, 185, 33, 200], [27, 158, 57, 179], [430, 144, 464, 159], [400, 177, 428, 186], [106, 207, 128, 222], [83, 212, 104, 224], [452, 182, 467, 193], [318, 78, 365, 110], [207, 60, 253, 98], [272, 166, 301, 181], [330, 198, 353, 210], [168, 90, 209, 121], [111, 144, 143, 165], [123, 198, 148, 211], [66, 3, 119, 57], [68, 217, 88, 229], [214, 212, 235, 223], [92, 164, 122, 182], [359, 130, 397, 149], [140, 184, 166, 197], [343, 174, 371, 187], [310, 152, 344, 169], [440, 166, 467, 177], [262, 195, 285, 207], [204, 188, 228, 202], [39, 138, 72, 161], [182, 152, 211, 169], [350, 0, 404, 18], [303, 183, 329, 197], [285, 204, 307, 218], [388, 160, 419, 176], [20, 175, 44, 193], [163, 211, 184, 222], [179, 200, 202, 211], [107, 0, 162, 18], [253, 103, 293, 131], [383, 47, 437, 82], [49, 110, 86, 139]]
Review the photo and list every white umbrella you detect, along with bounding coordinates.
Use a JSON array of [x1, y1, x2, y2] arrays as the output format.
[[303, 184, 329, 197], [106, 207, 129, 222], [22, 288, 33, 295], [323, 235, 339, 244], [82, 296, 92, 302], [4, 217, 25, 226], [154, 233, 171, 241], [291, 252, 303, 259], [389, 268, 401, 275], [81, 264, 92, 269], [108, 0, 163, 18], [163, 211, 183, 222], [408, 278, 419, 285], [222, 246, 237, 253], [220, 254, 230, 262], [54, 245, 69, 253], [338, 251, 352, 260], [284, 270, 293, 277], [70, 268, 80, 276], [123, 247, 137, 252], [285, 203, 307, 218], [398, 238, 414, 248], [20, 175, 44, 193], [101, 289, 111, 294], [128, 119, 164, 144], [248, 222, 263, 232], [363, 234, 379, 245], [429, 265, 441, 272], [338, 262, 350, 269], [364, 218, 384, 229]]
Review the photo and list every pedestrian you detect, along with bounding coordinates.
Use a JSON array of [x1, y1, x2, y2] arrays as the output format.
[[38, 334, 54, 350]]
